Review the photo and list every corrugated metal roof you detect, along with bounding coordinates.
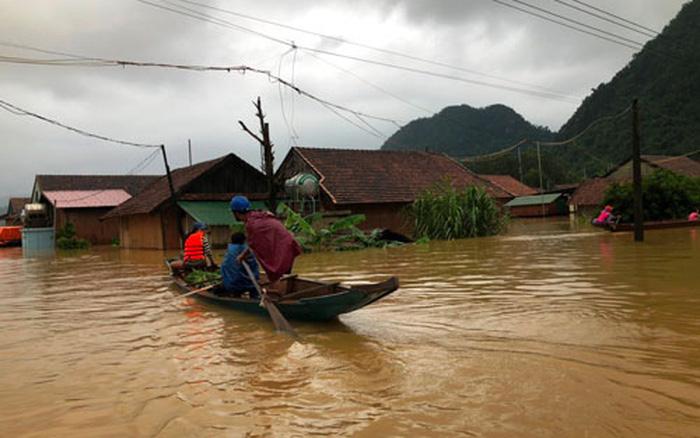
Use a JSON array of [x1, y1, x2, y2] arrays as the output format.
[[177, 201, 267, 226], [505, 193, 562, 207], [44, 190, 132, 208]]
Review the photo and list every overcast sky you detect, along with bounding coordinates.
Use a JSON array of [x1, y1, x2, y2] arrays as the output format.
[[0, 0, 688, 199]]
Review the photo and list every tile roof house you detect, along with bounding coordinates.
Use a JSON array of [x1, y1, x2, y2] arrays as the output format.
[[479, 174, 538, 198], [276, 147, 509, 235], [1, 197, 31, 226], [30, 174, 159, 244], [570, 155, 700, 212], [105, 153, 268, 249]]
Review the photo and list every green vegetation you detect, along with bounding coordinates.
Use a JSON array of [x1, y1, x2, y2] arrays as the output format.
[[56, 223, 89, 250], [602, 169, 700, 222], [185, 270, 221, 287], [557, 1, 700, 176], [411, 181, 506, 240], [382, 104, 553, 157], [381, 2, 700, 184], [276, 203, 404, 252]]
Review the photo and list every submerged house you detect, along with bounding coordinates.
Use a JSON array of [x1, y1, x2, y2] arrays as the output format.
[[570, 155, 700, 213], [479, 175, 538, 198], [104, 153, 268, 250], [30, 175, 159, 244], [504, 193, 568, 217], [276, 147, 509, 235], [1, 197, 31, 226]]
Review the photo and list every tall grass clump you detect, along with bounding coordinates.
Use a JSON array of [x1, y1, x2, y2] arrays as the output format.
[[411, 181, 506, 240]]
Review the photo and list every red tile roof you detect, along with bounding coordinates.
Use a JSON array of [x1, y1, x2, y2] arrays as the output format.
[[104, 155, 231, 218], [569, 177, 613, 207], [643, 155, 700, 177], [290, 147, 510, 204], [36, 175, 159, 195], [479, 175, 538, 197]]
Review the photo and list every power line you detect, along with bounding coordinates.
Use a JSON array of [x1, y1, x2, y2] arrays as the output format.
[[0, 97, 161, 148], [168, 0, 575, 98], [491, 0, 643, 50], [552, 0, 656, 38], [135, 0, 581, 103], [567, 0, 660, 35], [0, 52, 403, 127]]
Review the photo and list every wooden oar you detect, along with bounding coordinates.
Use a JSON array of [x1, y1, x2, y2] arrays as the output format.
[[242, 260, 297, 337], [175, 283, 219, 300]]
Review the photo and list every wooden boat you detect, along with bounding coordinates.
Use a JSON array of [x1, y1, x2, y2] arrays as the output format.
[[594, 219, 700, 232], [165, 260, 399, 321]]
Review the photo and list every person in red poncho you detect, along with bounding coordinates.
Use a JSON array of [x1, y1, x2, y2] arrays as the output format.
[[230, 195, 302, 290]]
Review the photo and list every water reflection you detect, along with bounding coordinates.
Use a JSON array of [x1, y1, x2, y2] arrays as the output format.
[[0, 221, 699, 436]]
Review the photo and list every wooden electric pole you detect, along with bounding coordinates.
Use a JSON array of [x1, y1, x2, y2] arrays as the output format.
[[239, 97, 277, 212], [632, 99, 644, 242], [160, 144, 184, 244]]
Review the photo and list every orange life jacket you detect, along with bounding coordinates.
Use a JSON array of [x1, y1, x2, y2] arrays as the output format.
[[183, 231, 205, 262]]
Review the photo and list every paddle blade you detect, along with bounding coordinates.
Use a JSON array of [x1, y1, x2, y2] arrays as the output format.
[[262, 298, 297, 337]]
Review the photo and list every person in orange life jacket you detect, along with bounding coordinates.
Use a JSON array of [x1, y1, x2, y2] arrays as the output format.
[[182, 222, 216, 269], [229, 195, 301, 291]]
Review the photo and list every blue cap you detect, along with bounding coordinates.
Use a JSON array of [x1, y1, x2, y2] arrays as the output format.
[[230, 195, 252, 213], [192, 222, 208, 231]]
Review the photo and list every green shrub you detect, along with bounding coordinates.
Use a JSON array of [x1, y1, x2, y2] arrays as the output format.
[[411, 181, 506, 240], [56, 223, 90, 250], [602, 169, 700, 222]]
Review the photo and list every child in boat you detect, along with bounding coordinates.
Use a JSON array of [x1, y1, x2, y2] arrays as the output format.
[[593, 205, 617, 225], [220, 232, 259, 298], [689, 209, 699, 221]]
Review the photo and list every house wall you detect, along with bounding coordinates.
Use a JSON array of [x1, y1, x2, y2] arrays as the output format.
[[119, 213, 163, 249], [188, 162, 268, 194], [508, 202, 563, 218], [55, 207, 119, 244], [321, 202, 413, 236]]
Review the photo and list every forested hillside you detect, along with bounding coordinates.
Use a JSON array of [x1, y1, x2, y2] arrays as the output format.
[[381, 104, 553, 157]]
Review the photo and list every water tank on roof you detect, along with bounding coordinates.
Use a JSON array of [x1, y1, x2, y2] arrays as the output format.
[[285, 173, 319, 198]]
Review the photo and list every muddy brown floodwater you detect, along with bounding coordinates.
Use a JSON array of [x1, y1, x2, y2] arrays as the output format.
[[1, 219, 699, 436]]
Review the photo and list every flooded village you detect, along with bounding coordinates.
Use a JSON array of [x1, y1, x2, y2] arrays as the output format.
[[2, 1, 700, 437]]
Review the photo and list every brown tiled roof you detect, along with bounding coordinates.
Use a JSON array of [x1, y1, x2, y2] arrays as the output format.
[[104, 155, 232, 218], [569, 178, 613, 207], [36, 175, 159, 196], [479, 175, 538, 197], [643, 155, 700, 177], [8, 197, 31, 215], [292, 147, 510, 204]]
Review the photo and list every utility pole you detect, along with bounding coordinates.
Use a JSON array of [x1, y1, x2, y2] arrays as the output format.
[[239, 97, 277, 212], [632, 99, 644, 242], [188, 139, 192, 166], [160, 144, 184, 244], [536, 141, 545, 217], [517, 145, 524, 183]]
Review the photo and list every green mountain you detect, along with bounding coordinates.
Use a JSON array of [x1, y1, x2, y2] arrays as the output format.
[[381, 104, 554, 157], [556, 0, 700, 176]]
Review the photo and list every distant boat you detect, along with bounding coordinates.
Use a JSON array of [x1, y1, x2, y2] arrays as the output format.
[[594, 219, 700, 232], [166, 259, 399, 321], [0, 226, 22, 247]]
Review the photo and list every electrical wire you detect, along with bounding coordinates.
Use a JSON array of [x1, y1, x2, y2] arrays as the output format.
[[134, 0, 581, 103], [0, 98, 161, 148], [552, 0, 656, 38], [568, 0, 660, 35], [168, 0, 576, 98], [491, 0, 643, 50]]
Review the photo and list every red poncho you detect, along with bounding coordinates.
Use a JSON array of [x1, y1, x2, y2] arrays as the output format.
[[245, 211, 301, 282]]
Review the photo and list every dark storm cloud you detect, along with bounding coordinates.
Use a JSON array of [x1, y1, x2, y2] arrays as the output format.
[[0, 0, 688, 198]]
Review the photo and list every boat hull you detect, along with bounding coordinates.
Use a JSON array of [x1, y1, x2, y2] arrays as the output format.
[[170, 269, 399, 321], [599, 219, 700, 232]]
